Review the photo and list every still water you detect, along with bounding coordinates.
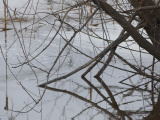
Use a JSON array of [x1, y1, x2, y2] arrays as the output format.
[[0, 0, 153, 120]]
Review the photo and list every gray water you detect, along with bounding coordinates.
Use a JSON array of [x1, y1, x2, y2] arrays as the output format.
[[0, 0, 155, 120]]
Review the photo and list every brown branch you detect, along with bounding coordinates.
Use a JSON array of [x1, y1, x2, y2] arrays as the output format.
[[39, 22, 144, 87], [38, 32, 129, 87], [115, 53, 160, 82], [92, 0, 160, 61], [123, 5, 160, 13], [94, 47, 116, 77]]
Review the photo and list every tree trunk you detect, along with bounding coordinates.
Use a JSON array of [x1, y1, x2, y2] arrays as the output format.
[[129, 0, 160, 49], [92, 0, 160, 119], [144, 93, 160, 120], [92, 0, 160, 61], [129, 0, 160, 119]]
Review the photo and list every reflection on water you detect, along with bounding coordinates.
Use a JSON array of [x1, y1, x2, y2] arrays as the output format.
[[0, 1, 85, 119], [0, 0, 157, 120], [65, 16, 72, 31]]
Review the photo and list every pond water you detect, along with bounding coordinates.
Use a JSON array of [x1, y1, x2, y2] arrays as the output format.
[[0, 0, 156, 120]]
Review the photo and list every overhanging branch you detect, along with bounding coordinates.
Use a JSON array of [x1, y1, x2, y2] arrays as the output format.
[[92, 0, 160, 61]]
